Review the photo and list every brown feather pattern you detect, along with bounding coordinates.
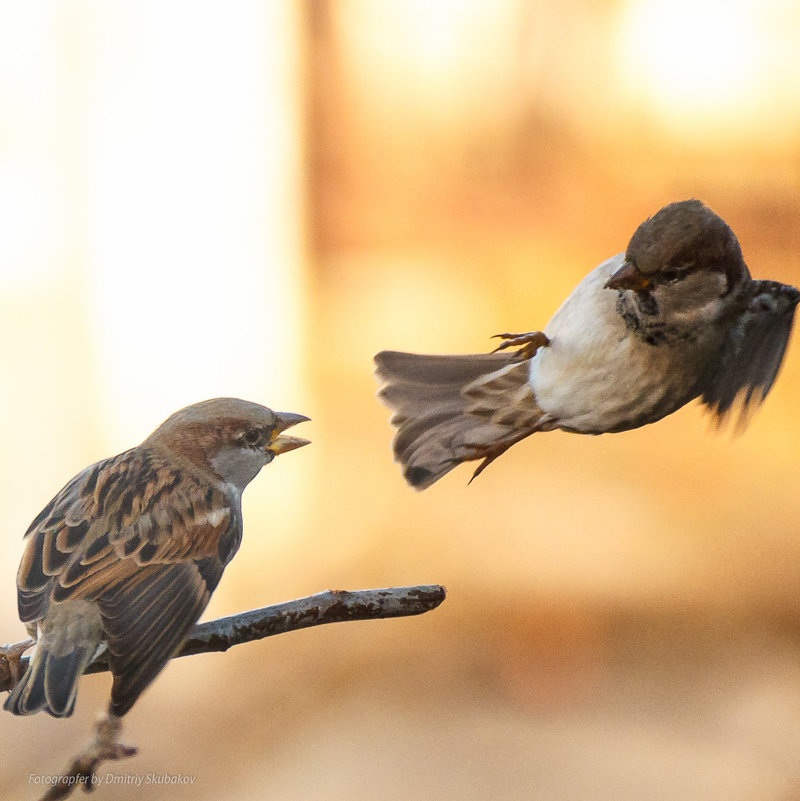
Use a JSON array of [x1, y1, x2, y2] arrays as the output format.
[[8, 444, 237, 717], [375, 348, 547, 489], [6, 397, 308, 719], [17, 448, 233, 610]]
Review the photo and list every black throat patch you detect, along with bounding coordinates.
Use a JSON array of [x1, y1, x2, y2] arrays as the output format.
[[615, 291, 696, 347]]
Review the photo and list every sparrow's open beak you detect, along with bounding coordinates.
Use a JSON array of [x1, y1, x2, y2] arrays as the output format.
[[267, 412, 311, 455], [605, 261, 652, 291]]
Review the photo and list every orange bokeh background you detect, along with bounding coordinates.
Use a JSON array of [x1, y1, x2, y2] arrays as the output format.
[[2, 2, 800, 799]]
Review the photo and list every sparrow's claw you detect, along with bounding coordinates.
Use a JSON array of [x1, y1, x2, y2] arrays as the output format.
[[465, 427, 538, 484], [0, 638, 34, 689], [491, 331, 550, 360]]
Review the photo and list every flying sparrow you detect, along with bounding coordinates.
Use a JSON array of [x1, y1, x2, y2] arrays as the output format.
[[4, 398, 309, 718], [376, 200, 799, 489]]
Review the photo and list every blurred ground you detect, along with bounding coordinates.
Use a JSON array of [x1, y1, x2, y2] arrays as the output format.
[[2, 1, 800, 799]]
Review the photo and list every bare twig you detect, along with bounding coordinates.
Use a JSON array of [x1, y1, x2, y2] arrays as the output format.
[[1, 585, 446, 692], [39, 714, 135, 801], [3, 585, 446, 800], [96, 584, 446, 672]]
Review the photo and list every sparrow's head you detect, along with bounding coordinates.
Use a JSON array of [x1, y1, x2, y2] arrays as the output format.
[[605, 200, 750, 321], [144, 398, 310, 491]]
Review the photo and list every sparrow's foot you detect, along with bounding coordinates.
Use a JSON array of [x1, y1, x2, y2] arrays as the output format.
[[467, 442, 516, 483], [491, 331, 550, 360], [464, 427, 538, 484], [0, 638, 34, 689], [39, 714, 138, 801]]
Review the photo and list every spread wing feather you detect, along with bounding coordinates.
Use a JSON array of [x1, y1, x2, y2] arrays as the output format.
[[703, 280, 799, 424]]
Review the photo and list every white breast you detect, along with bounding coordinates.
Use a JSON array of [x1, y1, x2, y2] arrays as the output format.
[[528, 255, 710, 433]]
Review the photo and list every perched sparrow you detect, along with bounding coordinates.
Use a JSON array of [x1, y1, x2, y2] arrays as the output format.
[[4, 398, 309, 718], [376, 200, 799, 489]]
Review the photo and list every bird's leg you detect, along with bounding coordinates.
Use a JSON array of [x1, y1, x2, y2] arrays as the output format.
[[91, 713, 137, 760], [39, 714, 137, 801], [491, 331, 550, 360], [464, 426, 541, 484], [0, 638, 34, 688]]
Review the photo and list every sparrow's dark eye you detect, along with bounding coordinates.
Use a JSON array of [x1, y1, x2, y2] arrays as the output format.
[[661, 259, 695, 284], [243, 429, 261, 445]]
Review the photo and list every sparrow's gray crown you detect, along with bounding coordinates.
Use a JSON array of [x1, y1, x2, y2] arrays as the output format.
[[625, 199, 745, 280], [144, 397, 310, 490]]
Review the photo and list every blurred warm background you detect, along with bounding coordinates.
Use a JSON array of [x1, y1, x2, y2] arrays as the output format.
[[2, 1, 800, 799]]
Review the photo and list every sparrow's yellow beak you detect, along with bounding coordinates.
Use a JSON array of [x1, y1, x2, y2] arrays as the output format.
[[267, 412, 310, 455], [605, 261, 652, 291]]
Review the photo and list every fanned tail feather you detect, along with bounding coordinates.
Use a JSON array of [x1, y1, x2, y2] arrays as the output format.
[[375, 350, 546, 489], [4, 641, 95, 718]]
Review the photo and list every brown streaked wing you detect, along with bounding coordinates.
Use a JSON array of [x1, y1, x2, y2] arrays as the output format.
[[99, 558, 225, 716], [17, 447, 234, 616]]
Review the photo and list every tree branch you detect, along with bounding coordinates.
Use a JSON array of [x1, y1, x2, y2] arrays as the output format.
[[5, 585, 446, 800], [0, 585, 446, 693]]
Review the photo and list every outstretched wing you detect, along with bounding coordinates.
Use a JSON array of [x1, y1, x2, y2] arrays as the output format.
[[702, 280, 800, 425], [16, 447, 241, 715]]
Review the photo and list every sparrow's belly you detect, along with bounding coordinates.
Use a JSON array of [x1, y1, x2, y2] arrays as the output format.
[[529, 257, 717, 434]]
